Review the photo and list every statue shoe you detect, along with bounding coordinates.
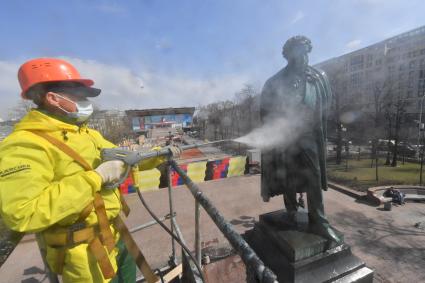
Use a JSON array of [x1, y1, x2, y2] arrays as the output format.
[[284, 211, 298, 227], [309, 223, 342, 244]]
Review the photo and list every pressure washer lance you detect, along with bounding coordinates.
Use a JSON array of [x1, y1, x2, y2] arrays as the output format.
[[101, 139, 231, 189]]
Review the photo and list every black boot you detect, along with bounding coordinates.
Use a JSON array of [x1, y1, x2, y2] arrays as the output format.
[[308, 212, 342, 244], [309, 222, 342, 244], [284, 210, 298, 227]]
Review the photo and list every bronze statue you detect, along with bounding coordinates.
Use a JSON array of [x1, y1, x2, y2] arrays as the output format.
[[260, 35, 340, 243]]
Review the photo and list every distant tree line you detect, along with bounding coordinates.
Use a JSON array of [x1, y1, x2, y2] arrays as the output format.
[[88, 109, 131, 144], [194, 84, 261, 141]]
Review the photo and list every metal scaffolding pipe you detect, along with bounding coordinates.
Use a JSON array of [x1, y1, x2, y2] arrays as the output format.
[[195, 200, 201, 267], [167, 164, 177, 264], [129, 213, 174, 233]]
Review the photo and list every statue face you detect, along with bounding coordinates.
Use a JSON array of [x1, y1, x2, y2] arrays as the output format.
[[286, 47, 309, 71]]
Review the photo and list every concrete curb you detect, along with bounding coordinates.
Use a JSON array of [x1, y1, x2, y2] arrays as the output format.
[[327, 181, 365, 199]]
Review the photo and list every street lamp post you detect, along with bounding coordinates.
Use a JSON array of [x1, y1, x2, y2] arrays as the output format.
[[418, 94, 425, 185], [421, 147, 424, 185], [342, 127, 348, 171], [416, 94, 425, 156]]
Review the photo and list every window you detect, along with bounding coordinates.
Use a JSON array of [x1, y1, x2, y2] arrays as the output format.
[[365, 70, 373, 82], [408, 70, 415, 88], [350, 55, 364, 71], [366, 54, 373, 67], [365, 83, 372, 91], [418, 73, 425, 96], [350, 72, 362, 87], [341, 81, 348, 93], [386, 56, 396, 64], [351, 55, 364, 65]]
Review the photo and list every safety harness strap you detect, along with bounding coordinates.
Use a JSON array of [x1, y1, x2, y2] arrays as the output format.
[[44, 225, 97, 246], [30, 129, 131, 216], [30, 130, 92, 170], [89, 237, 116, 279], [93, 192, 115, 252], [77, 202, 94, 222], [113, 216, 159, 283], [29, 130, 157, 281], [30, 130, 116, 249], [120, 193, 131, 217], [29, 130, 116, 278], [55, 248, 66, 274]]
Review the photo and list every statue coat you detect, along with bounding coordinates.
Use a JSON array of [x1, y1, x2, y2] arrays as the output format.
[[260, 65, 332, 202]]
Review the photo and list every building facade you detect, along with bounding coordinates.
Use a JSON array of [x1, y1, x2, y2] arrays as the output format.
[[316, 26, 425, 143], [126, 107, 195, 136], [316, 25, 425, 113]]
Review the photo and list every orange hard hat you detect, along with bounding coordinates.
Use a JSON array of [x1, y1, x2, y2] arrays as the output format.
[[18, 58, 95, 99]]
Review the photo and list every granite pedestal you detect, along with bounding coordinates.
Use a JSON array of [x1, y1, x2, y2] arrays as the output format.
[[243, 210, 373, 283]]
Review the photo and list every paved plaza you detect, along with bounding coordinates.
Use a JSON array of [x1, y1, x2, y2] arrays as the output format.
[[1, 175, 424, 283]]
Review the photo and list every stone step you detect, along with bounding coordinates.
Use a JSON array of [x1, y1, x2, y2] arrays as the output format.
[[332, 266, 374, 283]]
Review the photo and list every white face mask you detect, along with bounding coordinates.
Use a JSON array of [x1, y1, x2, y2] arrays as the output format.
[[54, 94, 94, 123]]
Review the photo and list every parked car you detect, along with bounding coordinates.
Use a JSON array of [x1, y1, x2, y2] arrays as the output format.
[[397, 142, 417, 157], [376, 140, 416, 157]]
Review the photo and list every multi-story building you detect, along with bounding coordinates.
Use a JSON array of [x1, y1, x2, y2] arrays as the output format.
[[316, 25, 425, 143], [126, 107, 195, 138], [316, 25, 425, 113]]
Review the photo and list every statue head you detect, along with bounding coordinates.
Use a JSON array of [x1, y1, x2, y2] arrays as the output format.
[[282, 35, 312, 72]]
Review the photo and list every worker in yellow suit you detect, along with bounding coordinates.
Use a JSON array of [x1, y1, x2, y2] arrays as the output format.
[[0, 58, 180, 283]]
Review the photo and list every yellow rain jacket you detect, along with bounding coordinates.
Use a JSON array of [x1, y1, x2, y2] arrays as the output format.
[[0, 109, 164, 282]]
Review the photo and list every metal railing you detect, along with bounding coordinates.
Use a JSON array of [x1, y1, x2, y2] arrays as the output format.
[[168, 160, 277, 283]]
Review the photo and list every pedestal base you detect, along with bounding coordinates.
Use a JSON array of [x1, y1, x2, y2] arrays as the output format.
[[243, 210, 373, 283]]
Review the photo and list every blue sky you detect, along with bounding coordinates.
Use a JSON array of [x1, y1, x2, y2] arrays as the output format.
[[1, 0, 425, 120]]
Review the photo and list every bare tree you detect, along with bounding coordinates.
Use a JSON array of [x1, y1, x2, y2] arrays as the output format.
[[194, 84, 261, 142], [326, 65, 348, 165], [369, 83, 385, 180], [382, 81, 407, 167], [89, 110, 131, 144], [218, 100, 234, 139], [391, 96, 408, 166], [235, 84, 260, 133], [206, 102, 221, 140]]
